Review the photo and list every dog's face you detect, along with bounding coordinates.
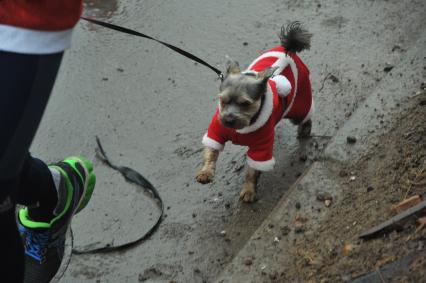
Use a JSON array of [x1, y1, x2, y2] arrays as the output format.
[[218, 61, 277, 129]]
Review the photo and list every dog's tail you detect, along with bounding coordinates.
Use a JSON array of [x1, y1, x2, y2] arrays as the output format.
[[279, 21, 312, 53]]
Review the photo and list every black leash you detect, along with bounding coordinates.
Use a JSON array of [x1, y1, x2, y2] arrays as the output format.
[[71, 136, 164, 254], [81, 17, 224, 80]]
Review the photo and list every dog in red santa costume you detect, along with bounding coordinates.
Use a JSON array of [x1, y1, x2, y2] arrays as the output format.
[[196, 22, 313, 202]]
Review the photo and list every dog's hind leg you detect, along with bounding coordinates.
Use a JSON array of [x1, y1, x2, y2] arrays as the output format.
[[240, 167, 261, 203], [297, 119, 312, 139]]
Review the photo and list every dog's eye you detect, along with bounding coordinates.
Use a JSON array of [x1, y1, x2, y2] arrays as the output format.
[[239, 101, 251, 107]]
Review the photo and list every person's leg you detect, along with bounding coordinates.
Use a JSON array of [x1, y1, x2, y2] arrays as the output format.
[[18, 154, 58, 221], [0, 50, 96, 283], [0, 51, 62, 282], [0, 183, 24, 283]]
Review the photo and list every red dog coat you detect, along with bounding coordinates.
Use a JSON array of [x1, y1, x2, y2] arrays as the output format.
[[203, 46, 313, 171]]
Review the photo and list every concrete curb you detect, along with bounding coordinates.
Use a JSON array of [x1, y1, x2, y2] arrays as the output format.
[[215, 31, 426, 283]]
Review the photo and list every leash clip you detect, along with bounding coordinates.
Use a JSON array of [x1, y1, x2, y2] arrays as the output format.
[[218, 73, 224, 81]]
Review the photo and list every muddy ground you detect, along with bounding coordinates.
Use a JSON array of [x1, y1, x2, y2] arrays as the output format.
[[281, 93, 426, 282], [28, 0, 426, 282]]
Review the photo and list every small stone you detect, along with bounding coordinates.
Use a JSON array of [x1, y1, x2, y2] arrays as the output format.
[[295, 202, 301, 209], [260, 264, 267, 270], [273, 236, 280, 243], [294, 222, 305, 234], [280, 226, 291, 236], [102, 77, 108, 81], [349, 176, 356, 181], [220, 230, 226, 236], [346, 136, 357, 144], [194, 268, 201, 274], [244, 258, 253, 266], [391, 45, 401, 52], [343, 244, 353, 256], [192, 213, 197, 218], [243, 42, 248, 46], [225, 203, 231, 209], [188, 250, 194, 255], [367, 186, 374, 192], [324, 199, 332, 207], [383, 63, 394, 72], [316, 192, 333, 201], [329, 74, 339, 83], [116, 67, 124, 72]]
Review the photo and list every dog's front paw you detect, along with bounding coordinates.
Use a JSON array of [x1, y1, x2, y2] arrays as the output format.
[[196, 170, 214, 184], [239, 183, 256, 203]]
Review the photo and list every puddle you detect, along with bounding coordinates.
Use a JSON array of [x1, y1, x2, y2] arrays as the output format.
[[83, 0, 119, 20]]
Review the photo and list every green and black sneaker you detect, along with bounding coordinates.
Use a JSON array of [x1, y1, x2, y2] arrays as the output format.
[[17, 156, 96, 283]]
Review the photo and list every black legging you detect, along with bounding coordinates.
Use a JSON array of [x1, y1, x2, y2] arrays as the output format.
[[0, 51, 64, 283]]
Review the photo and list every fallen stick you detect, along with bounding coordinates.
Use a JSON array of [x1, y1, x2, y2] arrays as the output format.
[[359, 200, 426, 240], [391, 195, 422, 214]]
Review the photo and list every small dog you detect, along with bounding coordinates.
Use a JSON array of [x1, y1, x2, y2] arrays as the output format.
[[196, 22, 313, 202]]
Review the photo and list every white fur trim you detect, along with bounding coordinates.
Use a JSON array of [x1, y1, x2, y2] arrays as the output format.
[[247, 156, 275, 171], [301, 99, 314, 125], [202, 134, 224, 151], [280, 56, 298, 117], [236, 83, 274, 134], [0, 25, 73, 54], [271, 75, 292, 97], [247, 51, 284, 71]]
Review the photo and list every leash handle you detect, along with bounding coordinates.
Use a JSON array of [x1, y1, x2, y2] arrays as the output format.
[[72, 136, 164, 255], [80, 17, 224, 80]]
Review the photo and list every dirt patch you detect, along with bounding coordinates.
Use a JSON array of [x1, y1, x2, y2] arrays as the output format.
[[281, 93, 426, 282]]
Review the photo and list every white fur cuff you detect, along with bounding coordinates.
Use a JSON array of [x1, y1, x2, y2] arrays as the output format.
[[247, 156, 275, 171], [202, 134, 225, 151]]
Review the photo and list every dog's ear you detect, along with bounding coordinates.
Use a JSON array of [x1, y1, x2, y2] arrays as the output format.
[[247, 66, 279, 99], [226, 60, 241, 75], [258, 66, 279, 81]]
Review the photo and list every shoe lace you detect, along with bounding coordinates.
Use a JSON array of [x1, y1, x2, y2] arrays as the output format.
[[25, 229, 50, 262]]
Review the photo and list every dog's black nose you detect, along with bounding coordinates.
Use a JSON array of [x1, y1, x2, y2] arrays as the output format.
[[223, 115, 237, 127]]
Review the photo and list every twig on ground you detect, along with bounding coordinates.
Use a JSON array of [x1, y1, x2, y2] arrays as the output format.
[[376, 268, 386, 283], [318, 73, 332, 93]]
